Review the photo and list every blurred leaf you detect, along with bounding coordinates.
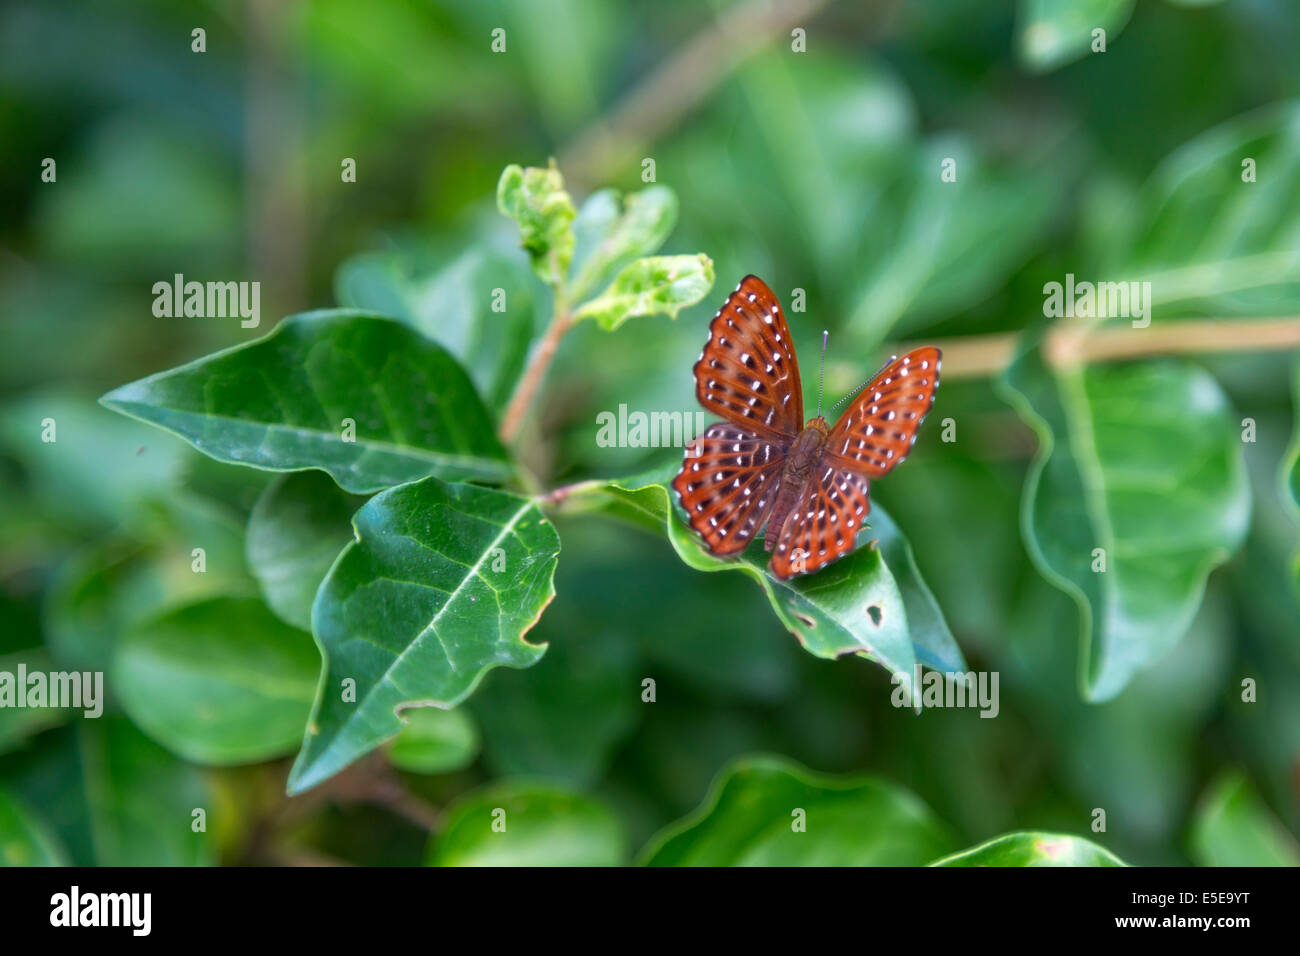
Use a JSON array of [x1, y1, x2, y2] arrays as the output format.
[[496, 161, 576, 288], [0, 787, 67, 866], [1107, 101, 1300, 314], [288, 476, 558, 795], [574, 254, 715, 330], [335, 248, 538, 413], [0, 392, 191, 530], [1001, 343, 1250, 700], [114, 597, 319, 766], [246, 472, 363, 631], [1017, 0, 1135, 72], [100, 311, 511, 494], [386, 707, 480, 775], [1189, 771, 1300, 866], [428, 781, 625, 866], [569, 185, 678, 302], [639, 755, 953, 865], [0, 648, 70, 754], [932, 831, 1126, 866], [1282, 362, 1300, 591], [470, 627, 638, 785], [45, 493, 255, 673]]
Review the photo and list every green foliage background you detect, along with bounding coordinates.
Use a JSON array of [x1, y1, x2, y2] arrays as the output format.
[[1, 0, 1298, 866]]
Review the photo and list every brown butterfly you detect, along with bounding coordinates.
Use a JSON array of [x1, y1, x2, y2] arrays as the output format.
[[673, 275, 940, 580]]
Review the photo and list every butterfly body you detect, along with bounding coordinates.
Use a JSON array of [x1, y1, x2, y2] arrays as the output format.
[[674, 275, 940, 580]]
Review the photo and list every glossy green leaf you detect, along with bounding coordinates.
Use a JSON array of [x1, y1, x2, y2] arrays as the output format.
[[573, 254, 714, 330], [1000, 343, 1250, 700], [1017, 0, 1134, 72], [569, 185, 678, 302], [0, 788, 68, 866], [246, 472, 363, 631], [932, 831, 1126, 866], [335, 248, 538, 413], [428, 782, 625, 866], [496, 161, 576, 287], [639, 755, 953, 865], [114, 597, 319, 765], [564, 463, 967, 694], [100, 310, 511, 494], [1189, 771, 1300, 866], [288, 476, 558, 794], [386, 707, 480, 775]]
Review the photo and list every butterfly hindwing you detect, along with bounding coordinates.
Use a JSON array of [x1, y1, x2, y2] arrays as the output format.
[[673, 422, 786, 556], [692, 275, 804, 440], [824, 347, 941, 478], [769, 464, 872, 579]]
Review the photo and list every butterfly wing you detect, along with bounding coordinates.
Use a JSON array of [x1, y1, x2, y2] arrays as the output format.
[[673, 422, 785, 556], [823, 347, 941, 476], [768, 347, 940, 579], [691, 275, 804, 439], [768, 464, 872, 579]]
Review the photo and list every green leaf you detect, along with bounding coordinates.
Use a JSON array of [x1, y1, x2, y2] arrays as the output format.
[[99, 310, 511, 495], [288, 476, 558, 794], [45, 493, 255, 673], [427, 782, 625, 866], [1000, 342, 1250, 700], [0, 788, 68, 866], [246, 472, 364, 631], [639, 755, 953, 865], [931, 831, 1126, 866], [568, 463, 968, 694], [1017, 0, 1135, 72], [386, 707, 480, 775], [573, 254, 715, 330], [496, 161, 577, 287], [1282, 362, 1300, 591], [114, 597, 320, 765], [569, 185, 678, 303], [1189, 771, 1300, 866], [335, 248, 538, 413], [1108, 101, 1300, 314]]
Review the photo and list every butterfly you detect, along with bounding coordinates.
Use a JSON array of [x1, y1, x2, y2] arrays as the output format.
[[673, 275, 940, 580]]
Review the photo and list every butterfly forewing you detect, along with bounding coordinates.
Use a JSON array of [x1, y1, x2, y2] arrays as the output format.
[[673, 422, 786, 555], [693, 275, 804, 439], [769, 464, 872, 578], [824, 347, 941, 477]]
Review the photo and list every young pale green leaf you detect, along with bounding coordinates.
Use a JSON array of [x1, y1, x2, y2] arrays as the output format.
[[1189, 771, 1300, 866], [496, 161, 577, 287], [563, 462, 967, 694], [113, 597, 320, 766], [569, 185, 678, 302], [931, 831, 1126, 866], [386, 707, 480, 775], [100, 310, 511, 495], [573, 254, 714, 331], [0, 789, 67, 866], [288, 476, 558, 795], [1000, 343, 1250, 701], [638, 754, 954, 865], [246, 472, 364, 631], [1016, 0, 1135, 72], [428, 782, 626, 866]]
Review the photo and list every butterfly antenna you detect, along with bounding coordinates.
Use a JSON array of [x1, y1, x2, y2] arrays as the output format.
[[829, 354, 897, 415], [816, 330, 829, 418]]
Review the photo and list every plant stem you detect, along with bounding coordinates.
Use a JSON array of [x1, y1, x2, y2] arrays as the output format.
[[500, 305, 573, 443]]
